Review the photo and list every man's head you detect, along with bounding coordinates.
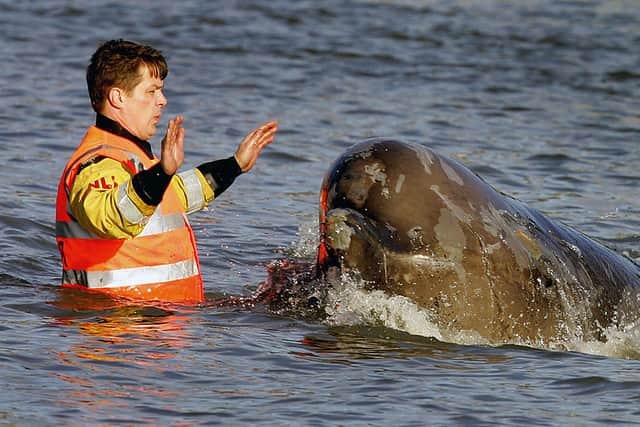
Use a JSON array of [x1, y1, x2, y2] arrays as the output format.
[[87, 39, 169, 141]]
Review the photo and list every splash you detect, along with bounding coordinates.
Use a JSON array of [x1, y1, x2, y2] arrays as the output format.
[[570, 322, 640, 360], [287, 217, 320, 259], [320, 272, 640, 359], [323, 272, 496, 347], [324, 272, 443, 341]]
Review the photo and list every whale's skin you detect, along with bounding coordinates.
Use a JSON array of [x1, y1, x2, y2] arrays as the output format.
[[316, 139, 640, 344]]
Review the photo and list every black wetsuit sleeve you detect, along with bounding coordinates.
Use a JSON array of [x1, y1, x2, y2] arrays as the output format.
[[196, 156, 243, 197], [132, 163, 173, 206]]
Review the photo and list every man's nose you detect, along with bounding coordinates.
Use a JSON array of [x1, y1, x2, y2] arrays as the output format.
[[158, 90, 168, 107]]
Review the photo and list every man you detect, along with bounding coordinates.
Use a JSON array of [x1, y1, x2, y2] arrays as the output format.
[[55, 39, 278, 304]]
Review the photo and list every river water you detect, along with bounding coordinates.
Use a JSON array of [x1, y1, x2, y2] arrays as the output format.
[[2, 0, 640, 425]]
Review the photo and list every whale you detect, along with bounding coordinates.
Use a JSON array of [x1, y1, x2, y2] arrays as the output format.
[[313, 138, 640, 345]]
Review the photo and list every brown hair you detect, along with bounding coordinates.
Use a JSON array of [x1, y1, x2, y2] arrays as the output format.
[[86, 39, 168, 112]]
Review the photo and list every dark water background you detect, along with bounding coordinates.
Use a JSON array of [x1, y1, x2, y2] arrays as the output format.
[[2, 0, 640, 425]]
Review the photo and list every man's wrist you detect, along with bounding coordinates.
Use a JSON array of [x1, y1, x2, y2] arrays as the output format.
[[196, 156, 242, 197], [132, 162, 174, 206]]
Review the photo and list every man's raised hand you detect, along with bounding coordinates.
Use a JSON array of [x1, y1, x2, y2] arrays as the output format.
[[160, 116, 185, 175]]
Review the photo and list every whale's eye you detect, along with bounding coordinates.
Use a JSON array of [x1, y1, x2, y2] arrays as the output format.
[[534, 273, 554, 289]]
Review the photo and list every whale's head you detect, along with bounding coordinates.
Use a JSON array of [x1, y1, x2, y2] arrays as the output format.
[[316, 138, 451, 286]]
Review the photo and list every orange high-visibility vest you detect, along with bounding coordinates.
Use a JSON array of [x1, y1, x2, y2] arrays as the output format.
[[55, 126, 204, 304]]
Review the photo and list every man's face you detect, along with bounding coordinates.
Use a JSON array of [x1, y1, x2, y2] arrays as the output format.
[[120, 65, 167, 141]]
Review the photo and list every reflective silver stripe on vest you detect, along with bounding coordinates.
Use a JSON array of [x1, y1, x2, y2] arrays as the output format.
[[178, 169, 205, 214], [57, 211, 186, 239], [138, 211, 186, 236], [63, 259, 199, 288], [56, 220, 98, 239], [117, 181, 147, 224]]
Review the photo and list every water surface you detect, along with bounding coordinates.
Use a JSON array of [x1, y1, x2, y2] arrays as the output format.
[[2, 0, 640, 425]]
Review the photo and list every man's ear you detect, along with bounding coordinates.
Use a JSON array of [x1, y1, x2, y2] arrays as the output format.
[[107, 87, 125, 109]]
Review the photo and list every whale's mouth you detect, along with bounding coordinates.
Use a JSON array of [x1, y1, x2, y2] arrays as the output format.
[[317, 202, 404, 289], [317, 182, 393, 278]]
